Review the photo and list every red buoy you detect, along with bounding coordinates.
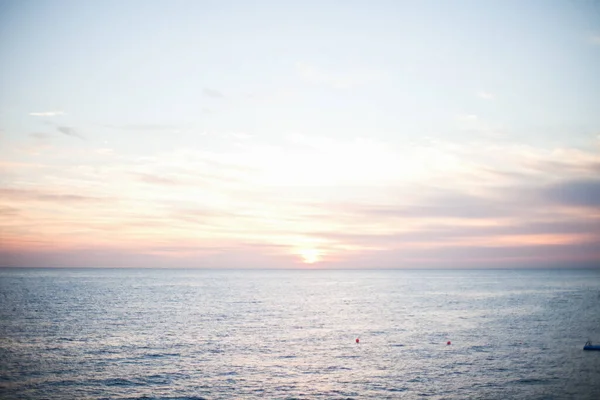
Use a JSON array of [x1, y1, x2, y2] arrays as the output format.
[[447, 341, 451, 345], [356, 338, 360, 344]]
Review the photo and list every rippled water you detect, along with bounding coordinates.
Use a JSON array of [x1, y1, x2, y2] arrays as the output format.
[[1, 268, 599, 399]]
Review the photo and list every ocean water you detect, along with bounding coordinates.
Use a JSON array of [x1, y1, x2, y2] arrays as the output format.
[[1, 268, 599, 399]]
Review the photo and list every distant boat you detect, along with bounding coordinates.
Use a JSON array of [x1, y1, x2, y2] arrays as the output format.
[[583, 341, 600, 351]]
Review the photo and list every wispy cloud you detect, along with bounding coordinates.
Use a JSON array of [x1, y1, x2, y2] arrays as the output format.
[[2, 134, 599, 268], [477, 91, 494, 100], [104, 124, 179, 131], [203, 87, 224, 98], [456, 114, 478, 121], [0, 187, 108, 203], [543, 178, 600, 208], [57, 126, 84, 139], [136, 173, 180, 186], [30, 132, 52, 139], [231, 132, 253, 140], [296, 62, 380, 89], [29, 111, 66, 117], [0, 205, 20, 216], [454, 115, 506, 138]]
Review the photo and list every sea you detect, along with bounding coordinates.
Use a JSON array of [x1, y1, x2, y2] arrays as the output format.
[[1, 268, 599, 399]]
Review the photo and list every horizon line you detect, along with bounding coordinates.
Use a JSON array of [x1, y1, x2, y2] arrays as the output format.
[[1, 266, 599, 271]]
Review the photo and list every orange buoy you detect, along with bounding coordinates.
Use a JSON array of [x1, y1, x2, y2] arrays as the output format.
[[356, 338, 360, 344], [447, 341, 451, 345]]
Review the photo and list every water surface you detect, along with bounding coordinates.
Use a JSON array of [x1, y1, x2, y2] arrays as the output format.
[[1, 268, 599, 399]]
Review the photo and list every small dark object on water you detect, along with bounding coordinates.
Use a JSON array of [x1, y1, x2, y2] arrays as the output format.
[[356, 338, 360, 344], [447, 341, 451, 345], [584, 341, 600, 351]]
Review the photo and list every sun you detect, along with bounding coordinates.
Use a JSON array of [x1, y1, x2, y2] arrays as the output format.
[[299, 248, 321, 264]]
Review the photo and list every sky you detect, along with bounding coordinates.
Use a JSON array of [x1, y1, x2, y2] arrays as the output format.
[[1, 0, 599, 269]]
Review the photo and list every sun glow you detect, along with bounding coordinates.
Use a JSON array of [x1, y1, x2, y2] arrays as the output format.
[[299, 248, 321, 264]]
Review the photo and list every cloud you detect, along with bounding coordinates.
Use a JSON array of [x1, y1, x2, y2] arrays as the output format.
[[136, 173, 180, 185], [104, 124, 179, 131], [453, 115, 509, 139], [477, 91, 494, 100], [127, 150, 258, 188], [314, 217, 600, 247], [516, 148, 600, 181], [2, 133, 599, 268], [523, 159, 600, 177], [0, 205, 20, 216], [29, 111, 65, 117], [0, 243, 298, 269], [456, 114, 478, 121], [318, 240, 600, 269], [590, 35, 600, 45], [30, 132, 52, 139], [543, 178, 600, 208], [95, 148, 114, 155], [329, 192, 521, 221], [300, 179, 598, 244], [0, 188, 107, 203], [296, 62, 380, 89], [57, 126, 84, 139], [231, 132, 253, 140], [203, 87, 224, 98]]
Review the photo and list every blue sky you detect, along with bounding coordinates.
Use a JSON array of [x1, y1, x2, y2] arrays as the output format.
[[1, 0, 599, 268]]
